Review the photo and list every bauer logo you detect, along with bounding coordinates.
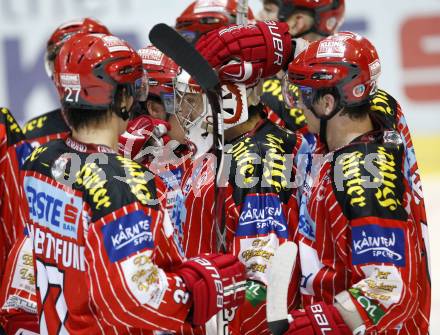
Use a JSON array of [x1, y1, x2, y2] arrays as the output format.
[[102, 210, 154, 263], [237, 194, 288, 238], [24, 176, 82, 239], [352, 224, 405, 267]]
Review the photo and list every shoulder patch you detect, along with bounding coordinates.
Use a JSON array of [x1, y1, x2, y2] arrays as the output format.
[[331, 143, 408, 221]]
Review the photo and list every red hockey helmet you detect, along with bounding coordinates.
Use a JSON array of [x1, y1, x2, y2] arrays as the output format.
[[175, 0, 255, 43], [54, 33, 144, 111], [278, 0, 345, 36], [138, 45, 180, 109], [283, 32, 381, 110], [45, 18, 110, 78]]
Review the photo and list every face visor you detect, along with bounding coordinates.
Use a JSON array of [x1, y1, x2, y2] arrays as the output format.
[[281, 73, 315, 110]]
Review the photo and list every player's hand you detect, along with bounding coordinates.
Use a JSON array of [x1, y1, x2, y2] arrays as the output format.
[[196, 21, 293, 86], [285, 302, 351, 335], [176, 254, 246, 326], [118, 115, 170, 163]]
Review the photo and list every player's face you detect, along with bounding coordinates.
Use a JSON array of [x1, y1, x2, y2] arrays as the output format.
[[175, 91, 204, 132], [257, 3, 279, 21], [285, 12, 314, 38]]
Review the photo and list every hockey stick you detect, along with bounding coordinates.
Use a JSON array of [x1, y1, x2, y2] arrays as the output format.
[[149, 23, 226, 251], [236, 0, 249, 25], [266, 241, 298, 335], [149, 24, 229, 335]]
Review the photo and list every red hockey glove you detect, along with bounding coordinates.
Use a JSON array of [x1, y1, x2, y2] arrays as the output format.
[[118, 115, 170, 163], [176, 254, 246, 326], [286, 302, 352, 335], [196, 21, 292, 86]]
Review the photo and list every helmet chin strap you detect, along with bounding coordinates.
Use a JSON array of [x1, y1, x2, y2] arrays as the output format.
[[311, 104, 342, 151]]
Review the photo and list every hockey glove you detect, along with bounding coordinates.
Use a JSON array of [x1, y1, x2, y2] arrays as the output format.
[[118, 115, 170, 164], [196, 21, 293, 86], [176, 254, 246, 326], [285, 302, 352, 335]]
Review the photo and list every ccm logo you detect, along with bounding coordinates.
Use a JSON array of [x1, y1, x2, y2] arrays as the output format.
[[265, 20, 284, 66], [193, 257, 224, 307], [310, 304, 333, 334]]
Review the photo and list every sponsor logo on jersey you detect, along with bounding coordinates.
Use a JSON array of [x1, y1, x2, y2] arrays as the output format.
[[373, 146, 402, 211], [1, 107, 22, 136], [237, 194, 288, 238], [23, 115, 48, 134], [121, 250, 168, 309], [15, 141, 33, 168], [263, 133, 289, 192], [349, 288, 385, 325], [299, 203, 316, 241], [102, 210, 154, 263], [32, 226, 86, 271], [160, 167, 183, 190], [24, 176, 82, 239], [75, 162, 111, 210], [116, 156, 153, 205], [352, 224, 405, 267]]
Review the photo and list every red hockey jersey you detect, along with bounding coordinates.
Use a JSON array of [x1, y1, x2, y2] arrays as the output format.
[[296, 90, 430, 334], [178, 115, 310, 335], [20, 136, 205, 334]]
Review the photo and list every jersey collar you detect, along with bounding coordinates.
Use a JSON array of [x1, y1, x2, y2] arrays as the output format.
[[65, 137, 116, 154]]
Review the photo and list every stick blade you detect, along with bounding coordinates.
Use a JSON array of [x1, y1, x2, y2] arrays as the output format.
[[149, 23, 219, 91], [266, 241, 298, 335]]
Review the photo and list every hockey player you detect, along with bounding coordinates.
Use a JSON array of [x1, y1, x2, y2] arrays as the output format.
[[22, 18, 110, 148], [133, 45, 186, 144], [280, 32, 430, 334], [172, 20, 310, 335], [0, 108, 34, 333], [119, 46, 191, 250], [262, 0, 345, 132], [20, 32, 246, 334], [175, 0, 255, 44]]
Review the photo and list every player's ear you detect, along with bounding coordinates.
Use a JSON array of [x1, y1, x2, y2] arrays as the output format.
[[322, 93, 337, 117]]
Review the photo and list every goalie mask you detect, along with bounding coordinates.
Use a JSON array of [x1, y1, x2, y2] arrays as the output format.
[[173, 69, 249, 159]]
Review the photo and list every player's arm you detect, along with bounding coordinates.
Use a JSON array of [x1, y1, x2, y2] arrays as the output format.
[[83, 168, 245, 331], [333, 216, 418, 333], [331, 147, 420, 333]]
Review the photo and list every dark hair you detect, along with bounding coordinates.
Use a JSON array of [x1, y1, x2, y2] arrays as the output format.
[[63, 108, 111, 130], [63, 86, 127, 130], [314, 87, 370, 120]]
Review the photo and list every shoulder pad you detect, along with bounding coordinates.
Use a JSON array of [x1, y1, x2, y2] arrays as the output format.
[[0, 107, 25, 146], [369, 89, 400, 129], [262, 78, 307, 132], [227, 122, 298, 204], [79, 155, 160, 220], [23, 108, 69, 139], [331, 142, 408, 221]]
